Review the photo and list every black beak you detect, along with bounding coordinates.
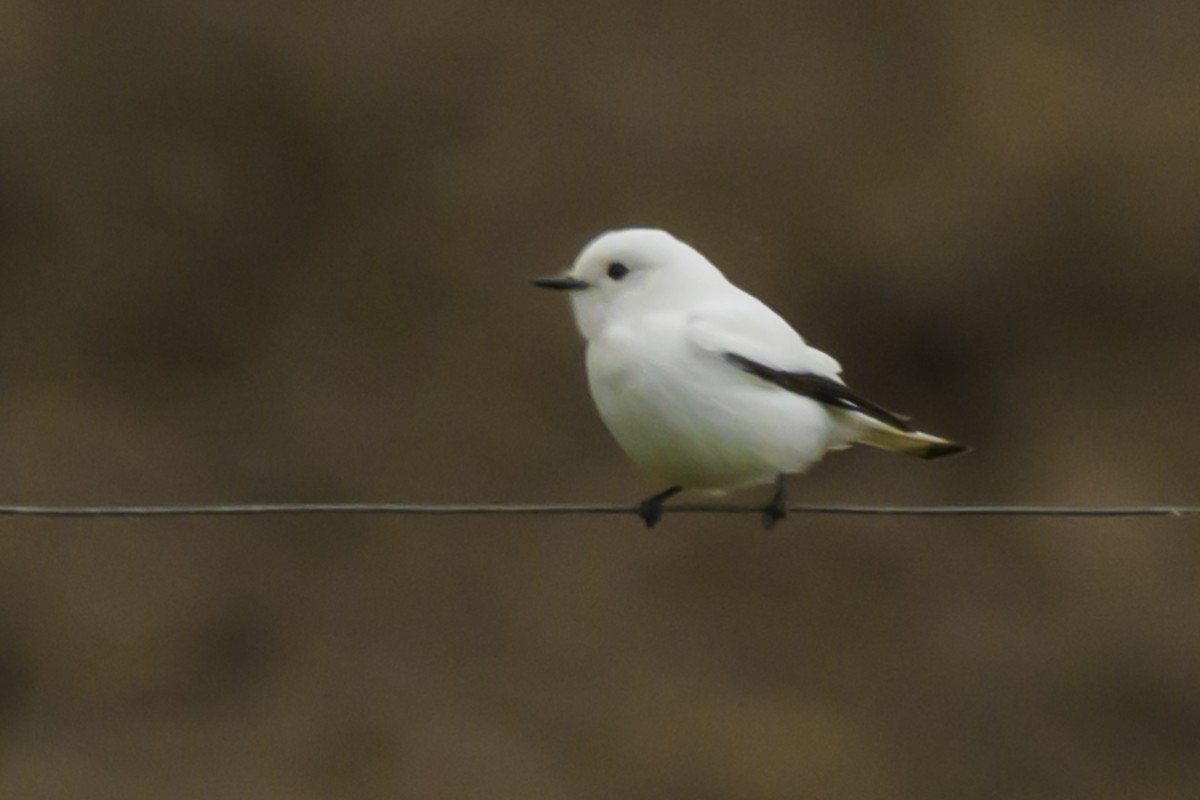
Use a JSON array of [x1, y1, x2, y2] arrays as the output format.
[[532, 276, 590, 292]]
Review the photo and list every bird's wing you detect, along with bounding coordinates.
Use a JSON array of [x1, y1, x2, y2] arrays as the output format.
[[686, 297, 914, 432], [685, 294, 843, 377], [720, 353, 915, 431]]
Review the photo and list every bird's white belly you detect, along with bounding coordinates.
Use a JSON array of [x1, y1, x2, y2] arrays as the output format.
[[586, 338, 835, 490]]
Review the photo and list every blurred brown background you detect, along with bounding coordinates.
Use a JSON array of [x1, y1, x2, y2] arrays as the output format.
[[0, 1, 1198, 797]]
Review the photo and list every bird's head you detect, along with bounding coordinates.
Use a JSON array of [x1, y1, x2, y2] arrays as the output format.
[[533, 228, 728, 340]]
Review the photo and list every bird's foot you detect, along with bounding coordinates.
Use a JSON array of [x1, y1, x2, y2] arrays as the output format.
[[638, 499, 664, 528], [762, 475, 788, 529], [637, 486, 682, 529]]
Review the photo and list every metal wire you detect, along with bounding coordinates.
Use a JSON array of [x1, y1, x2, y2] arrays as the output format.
[[0, 503, 1194, 518]]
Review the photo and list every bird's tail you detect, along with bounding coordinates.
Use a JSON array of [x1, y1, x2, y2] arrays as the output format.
[[855, 419, 970, 460]]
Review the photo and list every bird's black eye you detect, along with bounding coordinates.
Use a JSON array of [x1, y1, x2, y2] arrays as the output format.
[[607, 262, 630, 280]]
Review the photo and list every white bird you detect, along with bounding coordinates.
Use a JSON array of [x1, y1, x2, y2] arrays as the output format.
[[534, 228, 967, 528]]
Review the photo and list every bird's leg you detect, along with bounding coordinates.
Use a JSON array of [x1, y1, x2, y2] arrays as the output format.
[[762, 474, 788, 529], [637, 486, 682, 529]]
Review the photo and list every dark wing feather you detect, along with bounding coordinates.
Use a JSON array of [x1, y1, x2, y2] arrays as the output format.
[[723, 352, 916, 432]]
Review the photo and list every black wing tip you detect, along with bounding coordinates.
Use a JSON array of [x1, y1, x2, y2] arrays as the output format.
[[918, 441, 972, 460], [724, 351, 950, 438]]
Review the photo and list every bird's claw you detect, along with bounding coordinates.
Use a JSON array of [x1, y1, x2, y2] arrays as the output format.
[[636, 486, 681, 528], [762, 475, 788, 529], [638, 499, 664, 528], [761, 503, 787, 529]]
